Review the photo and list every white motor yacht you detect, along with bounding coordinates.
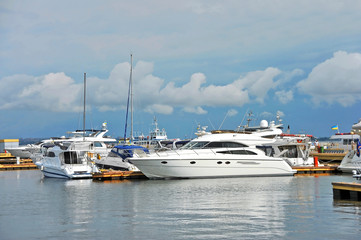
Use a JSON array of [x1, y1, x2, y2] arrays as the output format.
[[34, 141, 100, 179], [6, 122, 116, 159], [128, 130, 296, 179], [6, 140, 47, 159]]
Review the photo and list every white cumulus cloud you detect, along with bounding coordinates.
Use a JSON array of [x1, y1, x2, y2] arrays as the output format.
[[297, 51, 361, 106], [275, 90, 294, 104], [0, 61, 286, 114], [183, 106, 208, 115], [227, 109, 238, 117], [0, 72, 82, 112], [236, 67, 282, 103]]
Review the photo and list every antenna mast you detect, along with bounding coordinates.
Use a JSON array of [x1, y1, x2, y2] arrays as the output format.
[[83, 73, 86, 141], [130, 54, 133, 142]]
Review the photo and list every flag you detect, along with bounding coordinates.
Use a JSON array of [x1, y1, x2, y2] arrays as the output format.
[[331, 125, 338, 130], [357, 139, 361, 157]]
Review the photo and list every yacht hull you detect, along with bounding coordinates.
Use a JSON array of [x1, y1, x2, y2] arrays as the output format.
[[6, 148, 32, 159], [36, 162, 95, 179], [95, 156, 138, 171], [129, 154, 296, 179]]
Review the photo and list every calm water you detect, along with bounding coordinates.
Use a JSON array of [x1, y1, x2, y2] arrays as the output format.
[[1, 170, 361, 240]]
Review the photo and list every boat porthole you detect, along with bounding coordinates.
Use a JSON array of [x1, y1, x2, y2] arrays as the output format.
[[217, 161, 222, 164], [161, 161, 168, 164], [190, 161, 196, 164], [225, 161, 230, 164]]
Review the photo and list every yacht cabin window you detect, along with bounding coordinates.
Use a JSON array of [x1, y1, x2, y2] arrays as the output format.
[[109, 150, 118, 157], [217, 150, 257, 155], [63, 151, 82, 164], [48, 151, 56, 157], [343, 139, 356, 145], [206, 142, 248, 148]]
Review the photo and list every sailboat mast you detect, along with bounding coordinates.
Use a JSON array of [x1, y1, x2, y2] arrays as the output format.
[[83, 72, 86, 141], [130, 54, 133, 142]]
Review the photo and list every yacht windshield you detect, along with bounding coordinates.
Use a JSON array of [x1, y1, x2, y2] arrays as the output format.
[[180, 141, 210, 149]]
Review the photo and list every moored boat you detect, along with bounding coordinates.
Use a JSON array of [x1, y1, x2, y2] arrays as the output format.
[[6, 122, 116, 160], [95, 145, 149, 171], [128, 130, 296, 179], [34, 141, 100, 179]]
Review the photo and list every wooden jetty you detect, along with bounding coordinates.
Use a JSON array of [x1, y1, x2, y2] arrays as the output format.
[[0, 162, 37, 171], [332, 182, 361, 201], [293, 166, 339, 175], [0, 157, 37, 171], [93, 170, 147, 181]]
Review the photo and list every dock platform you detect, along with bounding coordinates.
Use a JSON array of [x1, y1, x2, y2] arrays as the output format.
[[0, 162, 37, 171], [93, 170, 147, 181], [0, 158, 37, 171], [293, 166, 339, 175], [332, 182, 361, 201]]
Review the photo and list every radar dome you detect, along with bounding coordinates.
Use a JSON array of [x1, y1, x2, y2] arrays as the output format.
[[260, 120, 268, 128]]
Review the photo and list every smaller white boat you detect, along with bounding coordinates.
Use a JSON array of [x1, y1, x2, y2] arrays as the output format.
[[34, 141, 100, 179], [95, 145, 149, 171]]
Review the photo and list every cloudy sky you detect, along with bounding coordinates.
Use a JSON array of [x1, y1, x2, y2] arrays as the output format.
[[1, 0, 361, 139]]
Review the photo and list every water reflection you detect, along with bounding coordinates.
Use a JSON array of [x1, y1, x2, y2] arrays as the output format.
[[1, 171, 361, 240], [119, 177, 294, 240], [333, 199, 361, 217]]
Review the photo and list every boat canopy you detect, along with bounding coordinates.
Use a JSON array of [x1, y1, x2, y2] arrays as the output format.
[[111, 144, 150, 160], [113, 145, 150, 152]]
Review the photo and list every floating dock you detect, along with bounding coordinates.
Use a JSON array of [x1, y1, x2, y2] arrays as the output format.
[[293, 166, 339, 175], [0, 158, 37, 171], [93, 170, 147, 181], [332, 182, 361, 201], [0, 162, 37, 171]]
